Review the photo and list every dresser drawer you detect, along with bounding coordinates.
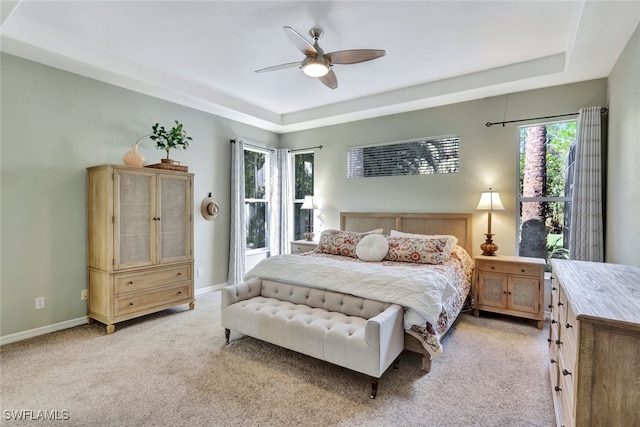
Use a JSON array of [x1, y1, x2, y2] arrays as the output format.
[[115, 282, 192, 317], [477, 262, 541, 277], [290, 241, 317, 254], [114, 264, 191, 294]]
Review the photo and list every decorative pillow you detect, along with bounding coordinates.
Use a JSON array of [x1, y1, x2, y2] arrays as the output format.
[[390, 230, 457, 257], [384, 236, 449, 264], [317, 229, 371, 257], [356, 234, 389, 262]]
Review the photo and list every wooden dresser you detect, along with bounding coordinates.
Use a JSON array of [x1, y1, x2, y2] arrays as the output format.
[[549, 259, 640, 427], [87, 164, 194, 333]]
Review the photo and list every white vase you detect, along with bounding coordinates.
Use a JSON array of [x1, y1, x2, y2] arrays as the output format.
[[123, 143, 145, 167]]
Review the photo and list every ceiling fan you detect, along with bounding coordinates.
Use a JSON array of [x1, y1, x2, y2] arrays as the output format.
[[255, 26, 386, 89]]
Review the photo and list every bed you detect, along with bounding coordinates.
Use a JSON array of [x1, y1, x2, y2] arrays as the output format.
[[338, 212, 473, 370], [244, 212, 474, 372]]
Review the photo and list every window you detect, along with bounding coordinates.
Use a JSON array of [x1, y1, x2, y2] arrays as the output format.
[[244, 148, 269, 251], [517, 121, 576, 263], [347, 136, 459, 178], [292, 151, 314, 240]]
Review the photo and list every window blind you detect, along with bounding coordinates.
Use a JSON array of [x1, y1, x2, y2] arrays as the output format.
[[347, 136, 459, 179]]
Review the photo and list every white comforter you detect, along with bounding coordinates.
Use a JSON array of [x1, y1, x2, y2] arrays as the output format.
[[243, 254, 458, 329]]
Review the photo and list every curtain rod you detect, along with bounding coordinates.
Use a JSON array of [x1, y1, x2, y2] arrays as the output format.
[[289, 145, 323, 153], [485, 107, 608, 127], [229, 139, 274, 152]]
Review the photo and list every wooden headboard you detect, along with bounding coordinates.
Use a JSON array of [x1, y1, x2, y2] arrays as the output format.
[[340, 212, 473, 255]]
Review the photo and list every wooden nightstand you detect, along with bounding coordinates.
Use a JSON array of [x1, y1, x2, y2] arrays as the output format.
[[290, 240, 318, 254], [473, 254, 546, 329]]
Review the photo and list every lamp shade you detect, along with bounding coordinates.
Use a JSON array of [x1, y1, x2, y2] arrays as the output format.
[[301, 195, 317, 210], [476, 190, 505, 211]]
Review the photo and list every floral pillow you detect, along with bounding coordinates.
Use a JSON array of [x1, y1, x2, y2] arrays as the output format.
[[317, 229, 372, 257], [384, 236, 449, 264]]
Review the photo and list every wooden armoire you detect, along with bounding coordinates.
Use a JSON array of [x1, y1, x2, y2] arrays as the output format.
[[86, 164, 194, 333]]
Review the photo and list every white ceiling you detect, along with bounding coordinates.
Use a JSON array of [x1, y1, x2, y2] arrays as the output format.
[[2, 1, 639, 133]]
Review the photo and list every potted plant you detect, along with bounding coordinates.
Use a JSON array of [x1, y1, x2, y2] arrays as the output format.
[[149, 120, 192, 164]]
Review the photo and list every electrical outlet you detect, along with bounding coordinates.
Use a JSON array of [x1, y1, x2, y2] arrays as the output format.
[[197, 268, 204, 277], [35, 297, 45, 310], [81, 289, 88, 300]]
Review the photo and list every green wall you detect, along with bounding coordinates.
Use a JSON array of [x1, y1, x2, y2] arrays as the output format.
[[280, 80, 608, 257], [607, 22, 640, 266], [0, 53, 278, 339]]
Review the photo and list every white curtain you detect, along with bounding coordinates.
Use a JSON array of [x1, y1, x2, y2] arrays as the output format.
[[569, 106, 604, 262], [269, 149, 293, 255], [228, 139, 246, 284]]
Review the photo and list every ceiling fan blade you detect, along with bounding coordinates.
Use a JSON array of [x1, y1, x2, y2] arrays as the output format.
[[283, 26, 317, 56], [325, 49, 386, 64], [319, 69, 338, 89], [255, 62, 301, 73]]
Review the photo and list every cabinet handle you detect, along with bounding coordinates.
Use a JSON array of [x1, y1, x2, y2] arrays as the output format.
[[128, 281, 134, 285], [547, 338, 553, 343], [555, 339, 563, 346], [552, 287, 557, 291], [551, 320, 557, 324], [507, 291, 512, 295], [491, 266, 495, 269], [550, 358, 557, 364], [177, 272, 182, 276], [562, 369, 572, 376], [565, 323, 573, 329], [554, 386, 562, 392], [178, 291, 183, 295], [129, 302, 134, 306], [521, 269, 525, 273], [548, 304, 553, 309], [503, 291, 508, 295], [557, 301, 564, 307]]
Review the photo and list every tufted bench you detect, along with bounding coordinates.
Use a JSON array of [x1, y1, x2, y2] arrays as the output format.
[[221, 278, 405, 398]]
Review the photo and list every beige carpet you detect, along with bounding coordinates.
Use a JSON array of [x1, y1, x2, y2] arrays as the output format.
[[0, 291, 554, 426]]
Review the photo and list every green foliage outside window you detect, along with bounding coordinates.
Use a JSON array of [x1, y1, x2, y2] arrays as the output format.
[[244, 150, 268, 250]]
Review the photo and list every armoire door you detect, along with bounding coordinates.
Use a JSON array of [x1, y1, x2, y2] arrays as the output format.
[[157, 173, 192, 264], [113, 169, 156, 269]]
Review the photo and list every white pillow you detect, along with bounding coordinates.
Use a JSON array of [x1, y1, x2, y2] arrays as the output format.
[[390, 230, 458, 247], [356, 234, 389, 262]]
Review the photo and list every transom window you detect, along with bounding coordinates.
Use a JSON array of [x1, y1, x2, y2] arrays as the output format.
[[347, 136, 459, 178]]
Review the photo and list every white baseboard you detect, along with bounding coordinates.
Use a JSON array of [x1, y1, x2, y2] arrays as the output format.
[[0, 317, 88, 346], [1, 282, 229, 346]]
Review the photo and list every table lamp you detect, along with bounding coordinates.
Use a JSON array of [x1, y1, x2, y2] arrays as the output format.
[[476, 188, 505, 256], [300, 195, 317, 241]]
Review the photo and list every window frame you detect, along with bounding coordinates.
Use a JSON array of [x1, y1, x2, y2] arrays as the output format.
[[291, 150, 315, 241], [244, 146, 270, 254], [515, 119, 576, 261]]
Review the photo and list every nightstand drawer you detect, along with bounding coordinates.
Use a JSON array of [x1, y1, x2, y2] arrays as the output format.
[[290, 240, 318, 254], [477, 262, 541, 277]]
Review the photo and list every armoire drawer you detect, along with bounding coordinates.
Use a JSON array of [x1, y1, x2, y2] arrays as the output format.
[[114, 264, 191, 294], [115, 282, 192, 317]]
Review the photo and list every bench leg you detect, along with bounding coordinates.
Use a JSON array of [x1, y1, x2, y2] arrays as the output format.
[[225, 328, 230, 344], [370, 377, 378, 399]]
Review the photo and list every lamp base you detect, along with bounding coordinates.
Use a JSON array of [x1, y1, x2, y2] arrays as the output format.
[[304, 232, 315, 241], [480, 234, 499, 256]]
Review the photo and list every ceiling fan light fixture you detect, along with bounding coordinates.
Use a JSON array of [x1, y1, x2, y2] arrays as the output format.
[[302, 58, 329, 77]]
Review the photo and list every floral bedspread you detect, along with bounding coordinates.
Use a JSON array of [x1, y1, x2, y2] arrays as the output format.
[[244, 246, 473, 359]]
